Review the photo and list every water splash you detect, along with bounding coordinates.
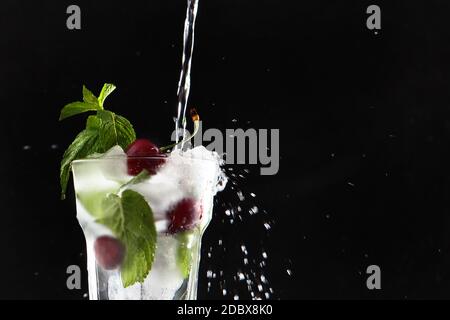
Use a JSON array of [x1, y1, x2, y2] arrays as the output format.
[[203, 167, 288, 300]]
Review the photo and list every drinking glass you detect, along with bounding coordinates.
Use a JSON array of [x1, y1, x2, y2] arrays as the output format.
[[71, 156, 219, 300]]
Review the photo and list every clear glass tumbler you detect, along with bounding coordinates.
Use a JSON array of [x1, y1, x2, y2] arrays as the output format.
[[71, 155, 220, 300]]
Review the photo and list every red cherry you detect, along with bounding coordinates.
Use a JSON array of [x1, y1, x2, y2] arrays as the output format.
[[167, 198, 202, 234], [126, 139, 166, 175], [94, 236, 125, 270]]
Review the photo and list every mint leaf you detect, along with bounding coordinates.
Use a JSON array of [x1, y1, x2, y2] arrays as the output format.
[[60, 128, 99, 199], [60, 111, 136, 197], [176, 231, 194, 278], [98, 83, 116, 108], [97, 110, 136, 152], [82, 85, 99, 105], [99, 190, 157, 287], [86, 115, 102, 130], [59, 84, 136, 199], [59, 102, 101, 121]]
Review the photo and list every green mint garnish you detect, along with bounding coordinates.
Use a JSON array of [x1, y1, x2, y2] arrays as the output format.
[[97, 83, 117, 108], [82, 85, 98, 104], [176, 231, 194, 278], [96, 110, 136, 152], [99, 190, 157, 287], [59, 84, 136, 199]]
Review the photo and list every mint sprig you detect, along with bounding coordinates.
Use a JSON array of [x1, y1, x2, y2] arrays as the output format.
[[59, 84, 136, 199], [99, 190, 157, 287]]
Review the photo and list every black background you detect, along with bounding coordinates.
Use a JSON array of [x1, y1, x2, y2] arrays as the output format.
[[1, 0, 450, 299]]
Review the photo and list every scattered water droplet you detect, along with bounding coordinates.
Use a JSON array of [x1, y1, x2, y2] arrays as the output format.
[[249, 206, 259, 215]]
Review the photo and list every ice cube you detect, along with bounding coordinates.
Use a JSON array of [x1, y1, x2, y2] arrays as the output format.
[[141, 235, 185, 300], [127, 173, 185, 221], [108, 272, 142, 300], [72, 146, 130, 194], [97, 146, 130, 184]]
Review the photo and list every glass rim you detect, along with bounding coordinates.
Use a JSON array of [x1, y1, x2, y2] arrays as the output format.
[[72, 155, 218, 165]]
